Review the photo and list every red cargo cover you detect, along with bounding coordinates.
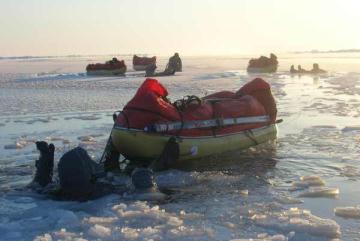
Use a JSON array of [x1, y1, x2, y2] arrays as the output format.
[[86, 60, 126, 71], [116, 78, 277, 137], [133, 55, 156, 66]]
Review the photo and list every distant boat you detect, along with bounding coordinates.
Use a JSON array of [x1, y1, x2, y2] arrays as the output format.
[[86, 59, 127, 76], [133, 55, 156, 71], [247, 54, 278, 73]]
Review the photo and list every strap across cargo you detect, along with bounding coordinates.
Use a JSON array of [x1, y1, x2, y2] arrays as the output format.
[[145, 115, 270, 132]]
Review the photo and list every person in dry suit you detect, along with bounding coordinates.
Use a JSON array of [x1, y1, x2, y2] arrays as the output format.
[[30, 137, 179, 201], [310, 63, 326, 74], [166, 53, 182, 72], [30, 141, 116, 201], [145, 63, 176, 77]]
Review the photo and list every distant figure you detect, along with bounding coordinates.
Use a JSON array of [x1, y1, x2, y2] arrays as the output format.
[[269, 53, 278, 66], [167, 53, 182, 72], [310, 63, 326, 74], [145, 63, 176, 77], [107, 57, 119, 65], [297, 65, 307, 73], [145, 63, 157, 77], [290, 65, 297, 74]]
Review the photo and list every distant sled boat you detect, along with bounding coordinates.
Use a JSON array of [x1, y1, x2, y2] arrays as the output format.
[[133, 55, 156, 71], [110, 77, 278, 162], [247, 53, 278, 73], [86, 60, 127, 76]]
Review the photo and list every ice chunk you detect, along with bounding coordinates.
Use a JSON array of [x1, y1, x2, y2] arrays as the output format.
[[53, 229, 79, 239], [77, 135, 96, 142], [292, 176, 325, 189], [224, 221, 235, 229], [240, 189, 249, 196], [46, 136, 66, 141], [275, 194, 303, 204], [298, 187, 339, 198], [120, 227, 139, 239], [251, 207, 341, 238], [342, 126, 360, 132], [88, 224, 111, 238], [86, 216, 118, 224], [4, 142, 24, 149], [34, 233, 52, 241], [231, 233, 288, 241], [334, 206, 360, 219]]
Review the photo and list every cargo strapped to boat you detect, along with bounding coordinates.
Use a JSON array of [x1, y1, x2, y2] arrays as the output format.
[[144, 115, 270, 133]]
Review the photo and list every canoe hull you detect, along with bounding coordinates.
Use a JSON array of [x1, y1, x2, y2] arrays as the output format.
[[111, 124, 278, 162]]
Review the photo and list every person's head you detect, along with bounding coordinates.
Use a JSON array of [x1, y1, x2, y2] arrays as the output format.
[[298, 65, 302, 70], [270, 53, 277, 59], [112, 57, 118, 61], [290, 65, 295, 70], [313, 63, 319, 70], [174, 52, 179, 57]]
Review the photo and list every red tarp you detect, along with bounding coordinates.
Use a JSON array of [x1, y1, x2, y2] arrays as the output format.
[[86, 60, 126, 71], [116, 78, 277, 136], [133, 55, 156, 66]]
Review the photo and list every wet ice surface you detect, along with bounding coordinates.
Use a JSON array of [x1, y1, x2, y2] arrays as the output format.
[[1, 55, 360, 240]]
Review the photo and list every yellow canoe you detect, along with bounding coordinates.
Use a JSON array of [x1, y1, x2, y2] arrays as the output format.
[[111, 124, 278, 162]]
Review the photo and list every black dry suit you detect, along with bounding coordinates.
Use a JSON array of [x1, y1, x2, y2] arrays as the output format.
[[57, 147, 110, 200]]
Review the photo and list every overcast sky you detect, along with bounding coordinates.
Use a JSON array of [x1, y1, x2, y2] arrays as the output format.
[[0, 0, 359, 56]]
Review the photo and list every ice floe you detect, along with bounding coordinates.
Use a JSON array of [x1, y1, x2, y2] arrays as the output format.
[[291, 175, 325, 189], [342, 125, 360, 132], [298, 187, 339, 198], [334, 206, 360, 219], [77, 135, 96, 142], [4, 138, 33, 149], [231, 233, 288, 241], [250, 207, 341, 238], [275, 194, 303, 205]]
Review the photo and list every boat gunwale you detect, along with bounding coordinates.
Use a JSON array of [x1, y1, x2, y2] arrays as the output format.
[[113, 124, 277, 140]]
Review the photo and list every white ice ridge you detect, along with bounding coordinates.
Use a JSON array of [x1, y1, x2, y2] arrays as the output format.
[[250, 207, 341, 238], [298, 187, 339, 198], [34, 201, 211, 241], [291, 175, 325, 189], [334, 206, 360, 219]]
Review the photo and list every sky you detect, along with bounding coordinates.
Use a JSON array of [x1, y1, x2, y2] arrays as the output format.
[[0, 0, 359, 56]]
